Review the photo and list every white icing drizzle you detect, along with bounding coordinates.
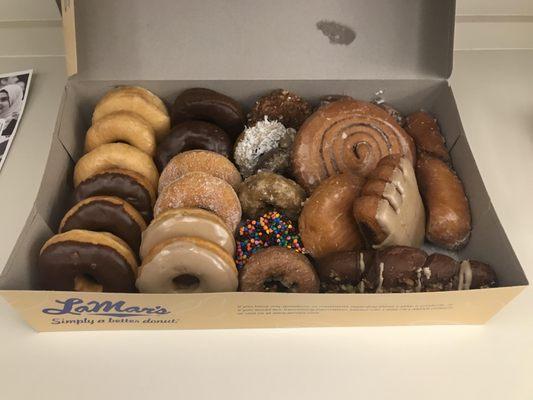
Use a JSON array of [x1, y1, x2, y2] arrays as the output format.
[[415, 268, 422, 292], [359, 252, 365, 273], [376, 262, 384, 293], [458, 260, 473, 290], [422, 266, 432, 280], [357, 280, 365, 294]]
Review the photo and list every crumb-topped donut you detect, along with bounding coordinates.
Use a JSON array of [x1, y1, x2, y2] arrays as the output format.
[[74, 143, 159, 192], [38, 229, 137, 292], [140, 208, 235, 260], [155, 120, 232, 171], [85, 111, 156, 156], [136, 236, 238, 293], [154, 172, 242, 232], [74, 168, 156, 223], [234, 117, 296, 178], [235, 211, 304, 270], [237, 172, 306, 220], [247, 89, 312, 130], [239, 247, 319, 293], [171, 88, 245, 138], [59, 196, 146, 253], [158, 150, 242, 194], [92, 86, 170, 142]]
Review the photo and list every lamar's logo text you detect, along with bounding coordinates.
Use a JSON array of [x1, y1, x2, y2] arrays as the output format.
[[42, 298, 171, 317]]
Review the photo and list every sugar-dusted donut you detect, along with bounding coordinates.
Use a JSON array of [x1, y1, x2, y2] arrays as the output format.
[[74, 143, 159, 191], [292, 99, 415, 192], [74, 168, 156, 223], [85, 111, 156, 156], [155, 120, 232, 171], [299, 173, 365, 259], [239, 247, 319, 293], [140, 208, 235, 260], [171, 88, 245, 138], [38, 230, 137, 292], [92, 86, 170, 142], [237, 172, 306, 220], [154, 172, 242, 232], [136, 236, 238, 293], [59, 196, 146, 254], [158, 150, 242, 194]]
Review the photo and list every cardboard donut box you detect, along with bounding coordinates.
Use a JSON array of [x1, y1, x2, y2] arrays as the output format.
[[0, 0, 528, 331]]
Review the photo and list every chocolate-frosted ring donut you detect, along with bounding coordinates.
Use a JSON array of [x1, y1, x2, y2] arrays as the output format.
[[38, 230, 137, 292], [155, 120, 232, 171], [239, 247, 319, 293]]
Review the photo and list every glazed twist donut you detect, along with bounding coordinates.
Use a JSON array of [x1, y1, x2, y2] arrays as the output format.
[[292, 99, 415, 192]]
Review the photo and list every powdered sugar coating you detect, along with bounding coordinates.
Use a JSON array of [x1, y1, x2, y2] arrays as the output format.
[[234, 117, 296, 178], [154, 172, 242, 232]]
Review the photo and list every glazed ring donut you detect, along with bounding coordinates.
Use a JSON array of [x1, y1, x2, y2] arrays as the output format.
[[93, 86, 170, 142], [74, 168, 156, 223], [239, 247, 319, 293], [85, 111, 156, 156], [140, 208, 236, 260], [38, 229, 137, 292], [74, 143, 159, 191], [136, 236, 238, 293], [154, 172, 242, 232], [59, 196, 146, 253], [237, 172, 306, 220], [158, 150, 242, 194], [155, 120, 232, 171]]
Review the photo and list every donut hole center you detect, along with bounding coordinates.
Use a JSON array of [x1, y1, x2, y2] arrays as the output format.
[[263, 276, 296, 293], [173, 274, 200, 291], [74, 274, 103, 292]]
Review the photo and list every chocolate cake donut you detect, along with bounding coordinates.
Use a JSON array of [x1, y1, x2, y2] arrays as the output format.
[[315, 250, 374, 293]]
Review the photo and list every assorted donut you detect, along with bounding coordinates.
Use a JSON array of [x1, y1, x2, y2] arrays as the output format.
[[38, 85, 497, 295]]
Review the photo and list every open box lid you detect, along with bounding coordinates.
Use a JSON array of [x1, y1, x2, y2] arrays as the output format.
[[62, 0, 455, 81]]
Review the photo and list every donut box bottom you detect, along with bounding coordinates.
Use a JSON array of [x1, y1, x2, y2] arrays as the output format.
[[0, 78, 528, 332]]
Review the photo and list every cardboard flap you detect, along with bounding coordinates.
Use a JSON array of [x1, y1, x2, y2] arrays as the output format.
[[66, 0, 455, 81]]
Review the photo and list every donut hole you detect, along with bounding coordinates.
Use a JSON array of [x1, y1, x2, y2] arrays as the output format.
[[74, 274, 103, 292], [263, 276, 296, 293], [172, 274, 200, 291]]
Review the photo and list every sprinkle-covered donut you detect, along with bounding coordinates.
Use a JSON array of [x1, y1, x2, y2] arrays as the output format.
[[38, 230, 138, 292], [59, 196, 146, 254], [140, 208, 236, 260], [93, 86, 170, 142], [74, 143, 159, 192], [74, 168, 156, 223], [136, 236, 238, 293], [85, 111, 156, 156], [158, 150, 242, 194], [239, 247, 319, 293], [154, 172, 242, 232], [155, 120, 232, 171], [235, 211, 305, 270], [237, 172, 306, 220]]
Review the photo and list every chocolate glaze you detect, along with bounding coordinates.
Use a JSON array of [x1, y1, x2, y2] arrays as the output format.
[[422, 253, 460, 292], [316, 250, 374, 293], [39, 241, 136, 292], [74, 172, 152, 223], [61, 200, 142, 253], [171, 88, 245, 138], [456, 260, 498, 289], [155, 120, 233, 171]]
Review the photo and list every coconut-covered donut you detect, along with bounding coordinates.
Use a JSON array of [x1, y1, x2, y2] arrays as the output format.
[[239, 247, 319, 293], [38, 230, 137, 292], [74, 168, 156, 223], [136, 236, 238, 293], [247, 89, 312, 130], [74, 143, 159, 191], [155, 120, 232, 171], [234, 118, 296, 178], [299, 173, 365, 259], [85, 111, 156, 156], [59, 196, 146, 253], [237, 172, 306, 220], [158, 150, 242, 194], [171, 88, 245, 139], [92, 86, 170, 142], [140, 208, 235, 260], [154, 172, 242, 232]]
